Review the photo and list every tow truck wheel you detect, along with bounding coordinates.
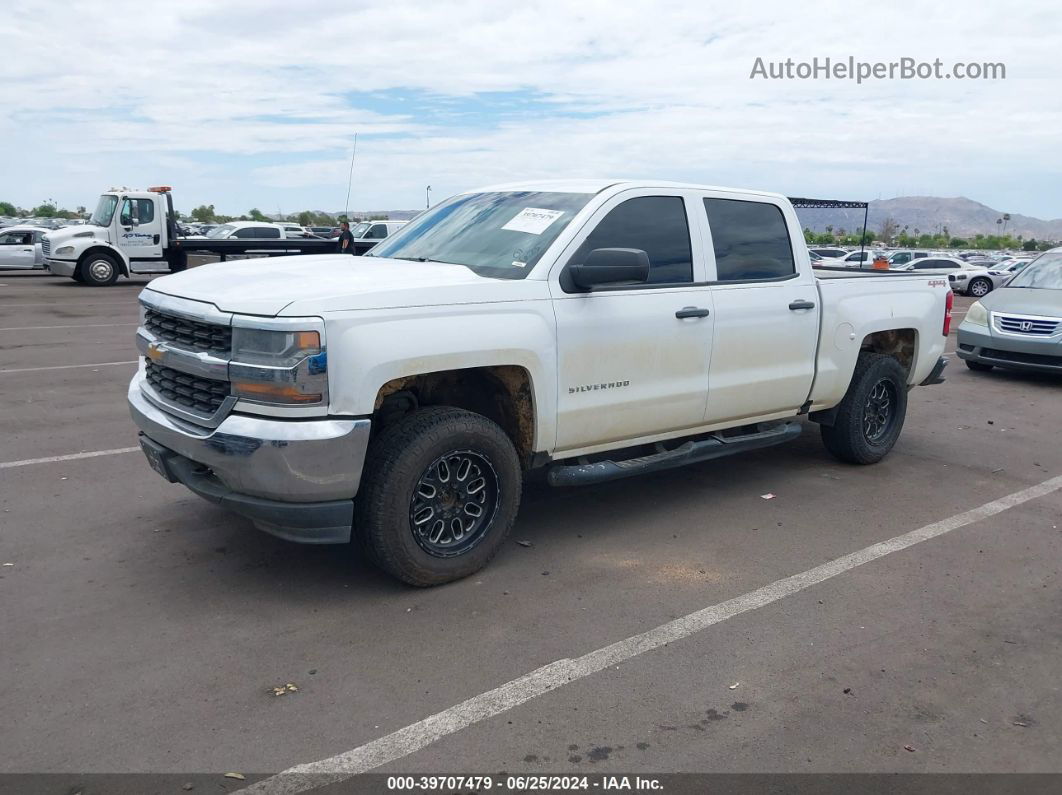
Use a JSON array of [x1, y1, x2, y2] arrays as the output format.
[[71, 266, 85, 283], [81, 253, 119, 287], [820, 352, 908, 465], [355, 406, 522, 587]]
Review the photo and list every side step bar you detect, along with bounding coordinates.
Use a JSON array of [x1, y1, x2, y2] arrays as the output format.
[[547, 421, 803, 487]]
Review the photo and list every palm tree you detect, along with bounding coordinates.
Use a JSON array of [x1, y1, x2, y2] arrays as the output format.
[[1002, 213, 1011, 234]]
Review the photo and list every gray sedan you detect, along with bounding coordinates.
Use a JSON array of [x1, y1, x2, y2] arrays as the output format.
[[0, 226, 49, 269], [957, 250, 1062, 374]]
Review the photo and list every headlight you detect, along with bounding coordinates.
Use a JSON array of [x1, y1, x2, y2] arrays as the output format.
[[229, 324, 327, 406], [55, 245, 75, 256], [966, 300, 989, 326]]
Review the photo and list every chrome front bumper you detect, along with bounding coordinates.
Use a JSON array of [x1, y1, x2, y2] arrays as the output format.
[[128, 374, 371, 543]]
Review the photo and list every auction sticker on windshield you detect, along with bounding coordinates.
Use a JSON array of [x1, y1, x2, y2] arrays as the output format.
[[502, 207, 565, 235]]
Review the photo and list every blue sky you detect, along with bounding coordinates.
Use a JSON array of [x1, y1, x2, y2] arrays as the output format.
[[3, 0, 1061, 219]]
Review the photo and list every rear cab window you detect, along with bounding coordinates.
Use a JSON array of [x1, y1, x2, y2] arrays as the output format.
[[702, 198, 796, 281]]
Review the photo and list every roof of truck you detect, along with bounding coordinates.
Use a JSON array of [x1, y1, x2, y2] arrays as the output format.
[[469, 179, 788, 201]]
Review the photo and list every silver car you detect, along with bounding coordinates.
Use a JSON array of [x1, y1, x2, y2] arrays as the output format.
[[957, 250, 1062, 374], [0, 226, 49, 269], [948, 265, 1012, 297]]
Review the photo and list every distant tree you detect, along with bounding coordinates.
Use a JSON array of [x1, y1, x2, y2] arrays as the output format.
[[248, 208, 267, 221], [1023, 238, 1039, 251], [190, 204, 216, 222], [76, 205, 87, 216], [0, 201, 16, 215], [297, 211, 314, 226], [1002, 213, 1011, 234], [949, 238, 968, 248], [335, 214, 349, 224], [879, 216, 899, 244], [33, 203, 58, 217]]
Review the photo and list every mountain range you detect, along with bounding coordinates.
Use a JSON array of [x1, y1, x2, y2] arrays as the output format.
[[794, 196, 1062, 240]]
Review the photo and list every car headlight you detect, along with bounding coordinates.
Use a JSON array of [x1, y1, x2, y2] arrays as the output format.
[[966, 300, 989, 327], [55, 246, 75, 256], [229, 324, 328, 405]]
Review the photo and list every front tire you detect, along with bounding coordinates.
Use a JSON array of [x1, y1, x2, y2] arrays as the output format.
[[968, 277, 992, 297], [81, 253, 119, 286], [355, 407, 522, 586], [821, 353, 909, 465]]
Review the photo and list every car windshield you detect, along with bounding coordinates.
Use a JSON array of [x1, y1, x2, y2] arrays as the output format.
[[366, 191, 594, 279], [1007, 252, 1062, 289], [89, 195, 118, 227], [206, 224, 236, 239]]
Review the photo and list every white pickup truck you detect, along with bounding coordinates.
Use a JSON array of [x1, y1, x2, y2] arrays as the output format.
[[128, 180, 951, 586]]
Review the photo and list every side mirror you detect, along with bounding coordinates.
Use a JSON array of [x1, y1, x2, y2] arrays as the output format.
[[568, 248, 650, 290]]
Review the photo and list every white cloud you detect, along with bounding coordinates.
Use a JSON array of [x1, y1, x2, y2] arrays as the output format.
[[3, 0, 1061, 216]]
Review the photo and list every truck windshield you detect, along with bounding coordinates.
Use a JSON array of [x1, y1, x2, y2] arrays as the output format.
[[350, 222, 371, 237], [366, 191, 593, 279], [1008, 252, 1062, 289], [89, 195, 118, 227]]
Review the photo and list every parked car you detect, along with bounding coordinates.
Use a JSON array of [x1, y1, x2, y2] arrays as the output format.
[[809, 246, 848, 259], [350, 220, 407, 243], [887, 250, 931, 267], [0, 226, 49, 269], [204, 222, 292, 239], [308, 226, 335, 237], [128, 179, 951, 586], [837, 249, 885, 268], [949, 264, 1014, 297], [278, 223, 313, 238], [957, 250, 1062, 374]]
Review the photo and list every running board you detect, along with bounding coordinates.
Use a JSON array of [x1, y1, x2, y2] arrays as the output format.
[[546, 421, 802, 487]]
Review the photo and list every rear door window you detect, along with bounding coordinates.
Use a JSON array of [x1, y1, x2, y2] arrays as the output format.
[[703, 198, 796, 281]]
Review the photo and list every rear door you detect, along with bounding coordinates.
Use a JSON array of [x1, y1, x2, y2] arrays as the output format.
[[550, 191, 715, 453], [701, 194, 820, 423]]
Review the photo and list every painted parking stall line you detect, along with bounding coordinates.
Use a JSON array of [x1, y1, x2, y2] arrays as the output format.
[[243, 473, 1062, 795], [0, 322, 139, 331], [0, 360, 137, 374], [0, 447, 141, 469]]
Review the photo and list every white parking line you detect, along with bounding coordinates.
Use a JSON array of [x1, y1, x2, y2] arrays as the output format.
[[0, 360, 137, 374], [0, 323, 138, 331], [0, 447, 140, 469], [243, 473, 1062, 795]]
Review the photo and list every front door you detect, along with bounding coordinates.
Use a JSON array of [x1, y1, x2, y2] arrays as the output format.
[[116, 196, 163, 263], [0, 230, 36, 268], [551, 192, 714, 454]]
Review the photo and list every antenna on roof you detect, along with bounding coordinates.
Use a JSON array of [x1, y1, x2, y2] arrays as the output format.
[[344, 132, 358, 220]]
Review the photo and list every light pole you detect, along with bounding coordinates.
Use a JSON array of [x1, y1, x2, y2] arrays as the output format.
[[426, 185, 432, 209]]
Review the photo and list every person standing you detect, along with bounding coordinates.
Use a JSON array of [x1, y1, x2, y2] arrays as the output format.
[[337, 221, 356, 255]]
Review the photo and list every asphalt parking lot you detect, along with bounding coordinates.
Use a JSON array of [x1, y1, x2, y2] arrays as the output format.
[[2, 268, 1061, 790]]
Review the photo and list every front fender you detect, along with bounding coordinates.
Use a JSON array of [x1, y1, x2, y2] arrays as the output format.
[[325, 303, 557, 452], [79, 243, 130, 276]]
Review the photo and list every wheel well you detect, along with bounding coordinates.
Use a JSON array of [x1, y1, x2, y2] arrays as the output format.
[[78, 246, 127, 276], [860, 328, 916, 374], [372, 366, 536, 469]]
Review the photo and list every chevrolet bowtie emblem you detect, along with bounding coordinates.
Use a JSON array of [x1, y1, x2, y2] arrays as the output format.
[[146, 342, 166, 362]]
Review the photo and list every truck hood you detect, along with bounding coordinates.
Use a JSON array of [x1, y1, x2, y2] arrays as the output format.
[[44, 224, 109, 246], [145, 255, 545, 316]]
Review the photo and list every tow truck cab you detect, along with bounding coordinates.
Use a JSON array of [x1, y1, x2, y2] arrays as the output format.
[[43, 186, 184, 285]]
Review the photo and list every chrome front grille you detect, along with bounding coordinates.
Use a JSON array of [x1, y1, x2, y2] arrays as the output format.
[[144, 359, 230, 416], [41, 238, 51, 256], [144, 308, 232, 354], [994, 314, 1060, 336]]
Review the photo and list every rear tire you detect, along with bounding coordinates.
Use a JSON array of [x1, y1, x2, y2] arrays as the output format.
[[968, 277, 992, 297], [81, 253, 119, 286], [965, 360, 994, 372], [821, 353, 908, 465], [355, 407, 522, 586]]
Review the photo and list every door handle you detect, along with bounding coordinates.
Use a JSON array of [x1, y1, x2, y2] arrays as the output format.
[[788, 300, 816, 310], [675, 306, 710, 319]]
